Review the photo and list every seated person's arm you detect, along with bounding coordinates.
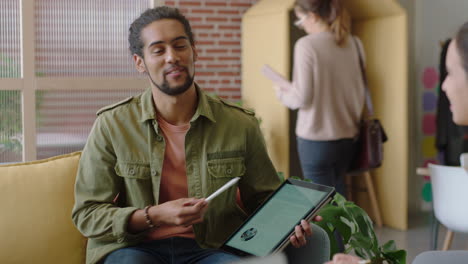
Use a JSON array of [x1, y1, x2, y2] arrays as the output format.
[[127, 198, 208, 233], [72, 116, 144, 243]]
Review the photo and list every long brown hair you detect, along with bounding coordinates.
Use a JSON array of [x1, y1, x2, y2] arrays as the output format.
[[295, 0, 350, 46], [456, 21, 468, 75]]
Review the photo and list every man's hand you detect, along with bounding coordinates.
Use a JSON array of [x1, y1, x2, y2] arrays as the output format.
[[325, 253, 365, 264], [151, 198, 208, 227], [289, 215, 322, 248]]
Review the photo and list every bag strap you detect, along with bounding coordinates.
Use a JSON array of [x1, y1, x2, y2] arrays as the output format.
[[352, 37, 374, 117]]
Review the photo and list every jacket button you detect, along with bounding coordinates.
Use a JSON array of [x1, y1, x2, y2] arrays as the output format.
[[226, 168, 233, 175], [129, 169, 135, 175], [151, 169, 157, 176], [156, 135, 163, 141]]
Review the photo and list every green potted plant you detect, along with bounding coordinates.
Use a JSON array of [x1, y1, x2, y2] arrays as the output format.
[[278, 175, 407, 264], [317, 193, 407, 264]]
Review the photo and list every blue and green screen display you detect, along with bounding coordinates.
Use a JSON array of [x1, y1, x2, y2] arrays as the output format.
[[225, 184, 328, 256]]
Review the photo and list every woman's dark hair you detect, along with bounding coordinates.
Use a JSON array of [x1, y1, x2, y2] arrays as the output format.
[[128, 6, 195, 58], [456, 21, 468, 75], [294, 0, 350, 46]]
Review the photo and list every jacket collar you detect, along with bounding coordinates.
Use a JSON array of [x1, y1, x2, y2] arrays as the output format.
[[139, 83, 216, 123], [191, 83, 216, 123]]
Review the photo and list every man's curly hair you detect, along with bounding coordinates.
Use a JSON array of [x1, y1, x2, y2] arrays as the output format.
[[128, 6, 195, 58]]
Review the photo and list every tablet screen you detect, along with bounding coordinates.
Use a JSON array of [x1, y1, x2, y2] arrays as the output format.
[[224, 182, 331, 256]]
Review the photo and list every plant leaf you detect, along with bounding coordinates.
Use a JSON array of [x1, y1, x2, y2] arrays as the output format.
[[382, 249, 407, 264], [339, 216, 357, 233], [317, 204, 352, 257], [343, 205, 379, 252], [351, 233, 374, 255], [319, 222, 340, 257], [277, 172, 285, 182], [333, 193, 347, 207], [381, 240, 397, 253], [348, 240, 367, 259], [318, 205, 352, 243]]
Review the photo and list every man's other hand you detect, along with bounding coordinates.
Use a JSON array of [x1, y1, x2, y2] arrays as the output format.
[[289, 215, 322, 248]]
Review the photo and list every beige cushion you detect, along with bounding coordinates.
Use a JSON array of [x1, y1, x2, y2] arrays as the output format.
[[0, 152, 86, 264]]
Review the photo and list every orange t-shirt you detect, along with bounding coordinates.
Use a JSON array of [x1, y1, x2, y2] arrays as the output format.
[[147, 115, 195, 240]]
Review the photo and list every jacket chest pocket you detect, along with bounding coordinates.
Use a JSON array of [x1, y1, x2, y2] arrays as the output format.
[[114, 162, 153, 207], [207, 157, 246, 179], [206, 157, 246, 215], [115, 162, 151, 180]]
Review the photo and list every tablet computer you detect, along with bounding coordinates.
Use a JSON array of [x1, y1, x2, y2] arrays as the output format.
[[220, 179, 335, 257]]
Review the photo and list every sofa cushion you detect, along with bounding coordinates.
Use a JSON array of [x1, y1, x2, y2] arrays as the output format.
[[0, 151, 86, 264]]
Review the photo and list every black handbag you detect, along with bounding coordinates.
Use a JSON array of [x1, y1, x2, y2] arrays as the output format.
[[349, 38, 388, 173]]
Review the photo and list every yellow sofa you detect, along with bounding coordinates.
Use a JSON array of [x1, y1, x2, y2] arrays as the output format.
[[0, 151, 86, 264], [0, 151, 334, 264]]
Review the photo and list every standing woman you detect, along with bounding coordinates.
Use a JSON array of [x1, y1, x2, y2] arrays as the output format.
[[323, 20, 468, 264], [274, 0, 365, 195]]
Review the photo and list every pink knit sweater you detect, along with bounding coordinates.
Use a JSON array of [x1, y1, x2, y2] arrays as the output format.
[[277, 32, 366, 140]]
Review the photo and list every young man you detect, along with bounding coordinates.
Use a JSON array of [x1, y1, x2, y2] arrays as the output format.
[[72, 6, 313, 264]]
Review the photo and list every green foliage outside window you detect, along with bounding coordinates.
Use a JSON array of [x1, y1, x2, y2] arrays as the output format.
[[0, 54, 22, 153], [0, 53, 21, 78], [0, 54, 44, 154], [0, 90, 22, 152]]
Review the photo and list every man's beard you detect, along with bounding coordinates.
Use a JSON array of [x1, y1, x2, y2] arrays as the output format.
[[147, 67, 195, 96]]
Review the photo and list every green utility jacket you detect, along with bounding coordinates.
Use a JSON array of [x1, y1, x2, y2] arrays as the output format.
[[72, 85, 281, 264]]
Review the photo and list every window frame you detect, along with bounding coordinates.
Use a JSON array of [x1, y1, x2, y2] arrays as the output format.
[[0, 0, 158, 162]]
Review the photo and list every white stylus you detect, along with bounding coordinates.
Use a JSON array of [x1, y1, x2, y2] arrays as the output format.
[[205, 177, 241, 202]]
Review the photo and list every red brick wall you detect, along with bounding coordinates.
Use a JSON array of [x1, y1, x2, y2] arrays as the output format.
[[163, 0, 259, 101]]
